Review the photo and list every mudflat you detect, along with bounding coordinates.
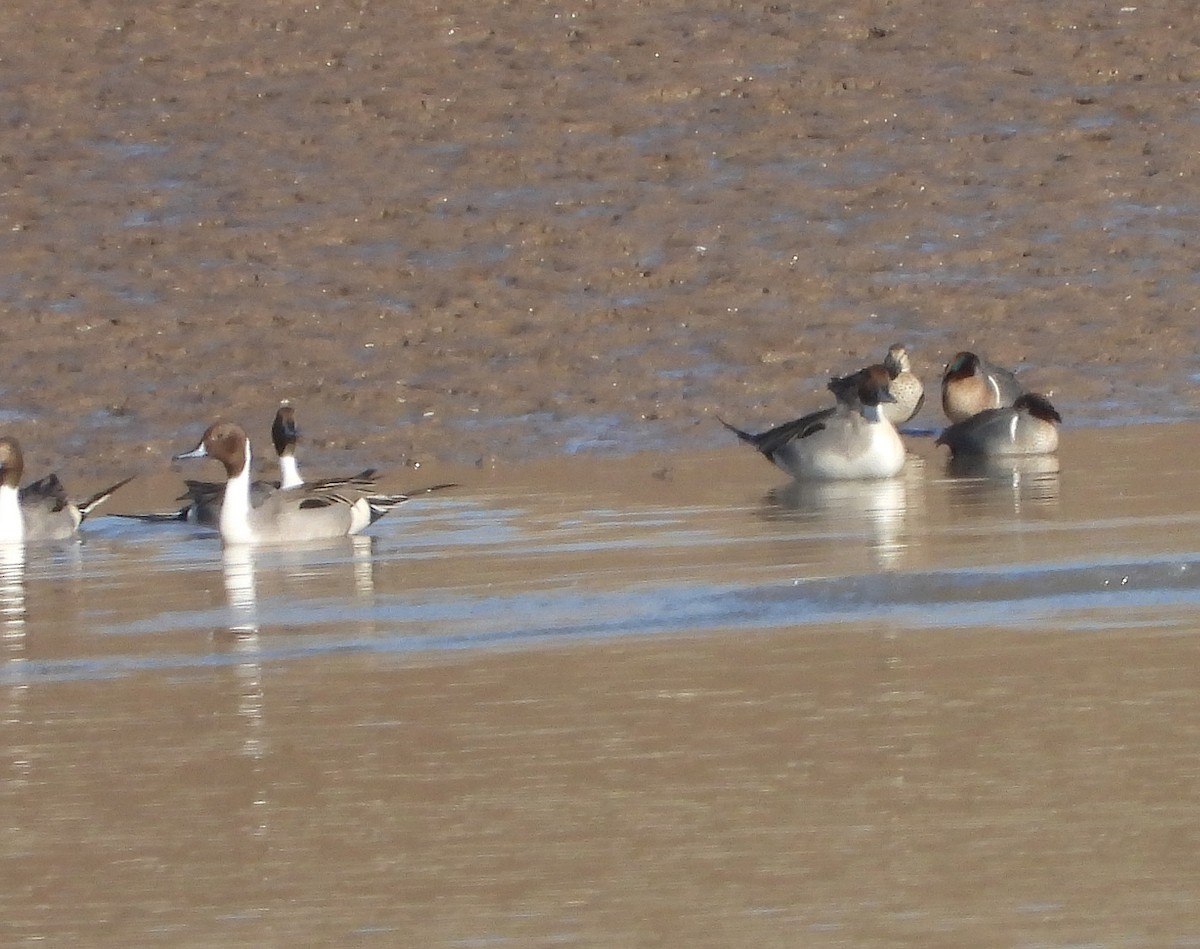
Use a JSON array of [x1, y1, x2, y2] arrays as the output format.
[[1, 0, 1198, 484]]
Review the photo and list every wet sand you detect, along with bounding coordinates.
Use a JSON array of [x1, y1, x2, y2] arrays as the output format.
[[2, 0, 1200, 485]]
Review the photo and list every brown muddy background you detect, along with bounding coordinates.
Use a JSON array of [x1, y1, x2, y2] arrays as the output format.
[[2, 1, 1200, 488]]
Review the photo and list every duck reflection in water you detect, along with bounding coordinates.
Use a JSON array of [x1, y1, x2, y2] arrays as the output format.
[[0, 543, 25, 649], [762, 464, 919, 570], [222, 545, 260, 638], [943, 452, 1061, 514], [1, 543, 26, 754], [215, 545, 269, 839]]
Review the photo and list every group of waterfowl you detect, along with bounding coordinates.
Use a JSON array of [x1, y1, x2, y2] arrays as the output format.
[[0, 405, 454, 545], [722, 345, 1062, 482], [0, 345, 1057, 546], [146, 410, 456, 545]]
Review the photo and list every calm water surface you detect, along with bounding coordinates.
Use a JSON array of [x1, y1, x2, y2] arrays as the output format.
[[4, 425, 1200, 946]]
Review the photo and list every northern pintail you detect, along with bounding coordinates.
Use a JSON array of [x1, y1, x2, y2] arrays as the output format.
[[174, 420, 454, 544], [935, 393, 1062, 457], [721, 368, 907, 481], [941, 351, 1023, 422], [269, 402, 378, 490], [0, 437, 134, 542], [177, 403, 378, 525], [828, 343, 924, 426], [273, 402, 304, 489], [121, 403, 377, 525]]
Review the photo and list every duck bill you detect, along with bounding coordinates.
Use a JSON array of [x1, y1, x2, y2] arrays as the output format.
[[173, 442, 209, 461]]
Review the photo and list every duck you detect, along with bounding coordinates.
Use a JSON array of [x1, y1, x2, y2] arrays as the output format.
[[121, 403, 377, 526], [0, 437, 134, 543], [174, 420, 454, 544], [935, 393, 1062, 457], [721, 368, 907, 481], [272, 402, 305, 489], [940, 351, 1023, 422], [828, 343, 924, 426]]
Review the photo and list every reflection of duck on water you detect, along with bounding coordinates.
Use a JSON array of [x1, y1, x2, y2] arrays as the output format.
[[945, 452, 1061, 480], [222, 545, 259, 637], [943, 452, 1061, 513], [764, 471, 913, 569], [350, 534, 375, 599], [0, 543, 25, 640], [215, 545, 269, 838], [1, 543, 26, 734]]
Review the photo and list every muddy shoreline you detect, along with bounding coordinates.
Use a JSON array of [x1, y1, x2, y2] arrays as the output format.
[[2, 1, 1199, 486]]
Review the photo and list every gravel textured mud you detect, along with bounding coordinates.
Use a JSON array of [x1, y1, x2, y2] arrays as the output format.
[[3, 1, 1200, 484]]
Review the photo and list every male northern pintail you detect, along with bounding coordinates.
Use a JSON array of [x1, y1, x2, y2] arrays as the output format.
[[940, 351, 1023, 422], [174, 420, 454, 544], [935, 393, 1062, 457], [828, 343, 924, 426], [273, 402, 304, 489], [122, 403, 377, 525], [721, 368, 907, 481], [266, 401, 379, 490], [176, 403, 378, 525], [0, 437, 134, 543]]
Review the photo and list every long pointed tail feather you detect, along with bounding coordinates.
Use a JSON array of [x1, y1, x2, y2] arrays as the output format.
[[365, 482, 458, 523], [715, 415, 759, 445], [110, 508, 190, 523], [78, 475, 137, 520]]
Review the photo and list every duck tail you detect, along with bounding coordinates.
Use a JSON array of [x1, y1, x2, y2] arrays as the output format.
[[715, 415, 758, 445], [109, 507, 190, 523], [78, 475, 137, 520], [406, 482, 459, 497], [364, 482, 457, 523]]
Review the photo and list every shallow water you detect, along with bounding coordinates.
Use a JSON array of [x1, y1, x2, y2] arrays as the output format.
[[4, 423, 1200, 946], [5, 0, 1200, 476]]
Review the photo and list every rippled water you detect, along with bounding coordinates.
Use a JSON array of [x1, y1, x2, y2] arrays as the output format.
[[5, 424, 1200, 946]]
